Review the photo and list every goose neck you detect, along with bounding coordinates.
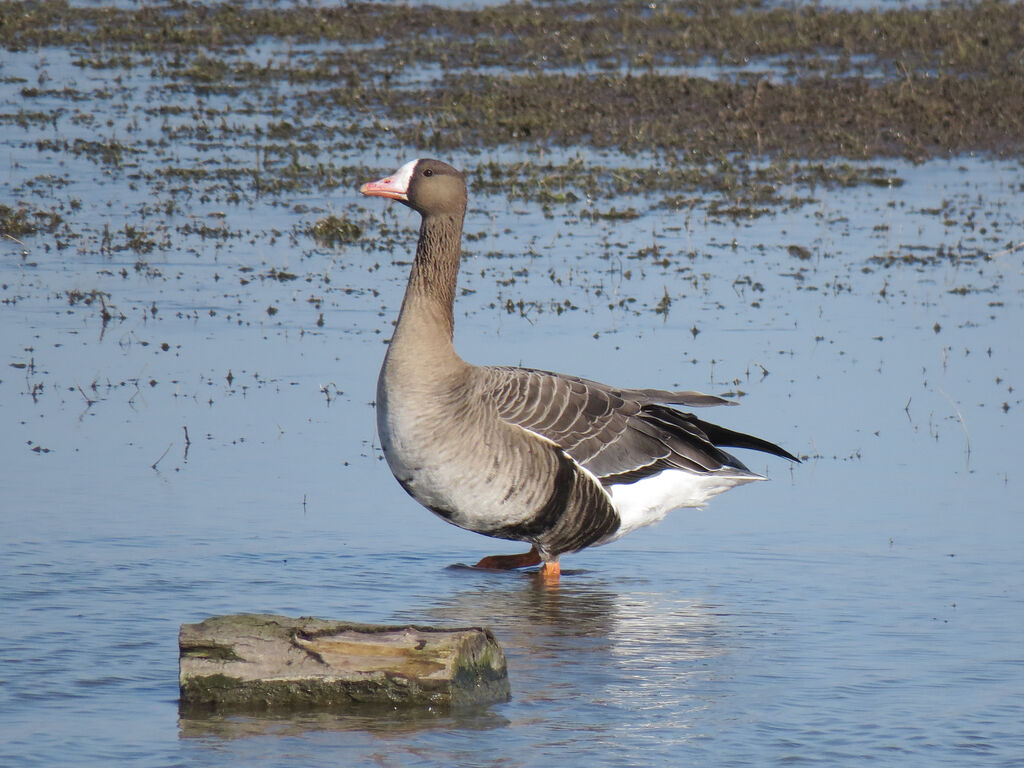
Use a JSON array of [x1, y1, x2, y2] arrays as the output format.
[[390, 211, 463, 355]]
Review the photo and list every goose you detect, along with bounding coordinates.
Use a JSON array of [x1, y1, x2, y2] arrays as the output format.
[[359, 158, 797, 582]]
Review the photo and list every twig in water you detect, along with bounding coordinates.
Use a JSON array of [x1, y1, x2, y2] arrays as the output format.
[[937, 388, 971, 463], [989, 241, 1023, 260], [3, 232, 29, 253], [152, 443, 173, 470], [76, 382, 97, 407]]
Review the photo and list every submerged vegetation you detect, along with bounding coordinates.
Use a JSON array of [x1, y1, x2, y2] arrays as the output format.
[[0, 0, 1021, 312], [310, 215, 363, 249], [0, 0, 1019, 462], [1, 0, 1022, 160]]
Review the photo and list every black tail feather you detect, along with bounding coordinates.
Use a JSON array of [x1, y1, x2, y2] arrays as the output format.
[[690, 416, 800, 463], [644, 404, 800, 463]]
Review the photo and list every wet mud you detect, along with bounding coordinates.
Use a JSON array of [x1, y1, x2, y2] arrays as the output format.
[[2, 1, 1021, 270], [3, 2, 1022, 161]]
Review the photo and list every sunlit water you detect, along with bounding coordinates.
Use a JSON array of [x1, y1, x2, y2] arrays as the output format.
[[2, 34, 1024, 768]]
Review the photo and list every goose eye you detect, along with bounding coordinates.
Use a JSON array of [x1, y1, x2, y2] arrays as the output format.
[[423, 168, 433, 177]]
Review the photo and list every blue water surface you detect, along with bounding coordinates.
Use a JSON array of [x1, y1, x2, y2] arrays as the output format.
[[2, 33, 1023, 768]]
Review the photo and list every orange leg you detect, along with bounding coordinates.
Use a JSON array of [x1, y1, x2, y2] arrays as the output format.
[[537, 560, 561, 584], [474, 545, 542, 570]]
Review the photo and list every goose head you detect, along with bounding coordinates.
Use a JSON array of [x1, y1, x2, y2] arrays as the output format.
[[360, 158, 466, 218]]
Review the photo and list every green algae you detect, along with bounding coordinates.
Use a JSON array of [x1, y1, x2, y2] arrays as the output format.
[[400, 71, 1024, 158], [3, 1, 1021, 79], [2, 1, 1022, 160], [310, 215, 363, 248], [1, 0, 1021, 269], [1, 203, 62, 237]]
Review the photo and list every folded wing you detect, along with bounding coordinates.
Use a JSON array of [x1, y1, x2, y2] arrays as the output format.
[[481, 366, 797, 485]]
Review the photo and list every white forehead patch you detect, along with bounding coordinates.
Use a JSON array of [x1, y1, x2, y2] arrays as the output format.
[[388, 158, 420, 194]]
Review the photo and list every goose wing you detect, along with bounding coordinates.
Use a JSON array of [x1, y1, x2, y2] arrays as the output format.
[[481, 366, 796, 484]]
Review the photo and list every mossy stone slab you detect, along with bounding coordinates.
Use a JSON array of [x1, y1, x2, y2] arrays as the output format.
[[179, 613, 509, 712]]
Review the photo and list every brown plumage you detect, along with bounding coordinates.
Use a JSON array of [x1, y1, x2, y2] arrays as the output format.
[[360, 158, 797, 581]]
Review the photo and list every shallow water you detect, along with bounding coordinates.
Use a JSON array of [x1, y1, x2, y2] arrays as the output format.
[[3, 19, 1024, 768]]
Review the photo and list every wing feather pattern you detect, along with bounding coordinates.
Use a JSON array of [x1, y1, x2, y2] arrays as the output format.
[[481, 366, 797, 486]]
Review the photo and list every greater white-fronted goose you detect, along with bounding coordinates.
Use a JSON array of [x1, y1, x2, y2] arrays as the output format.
[[360, 158, 797, 581]]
